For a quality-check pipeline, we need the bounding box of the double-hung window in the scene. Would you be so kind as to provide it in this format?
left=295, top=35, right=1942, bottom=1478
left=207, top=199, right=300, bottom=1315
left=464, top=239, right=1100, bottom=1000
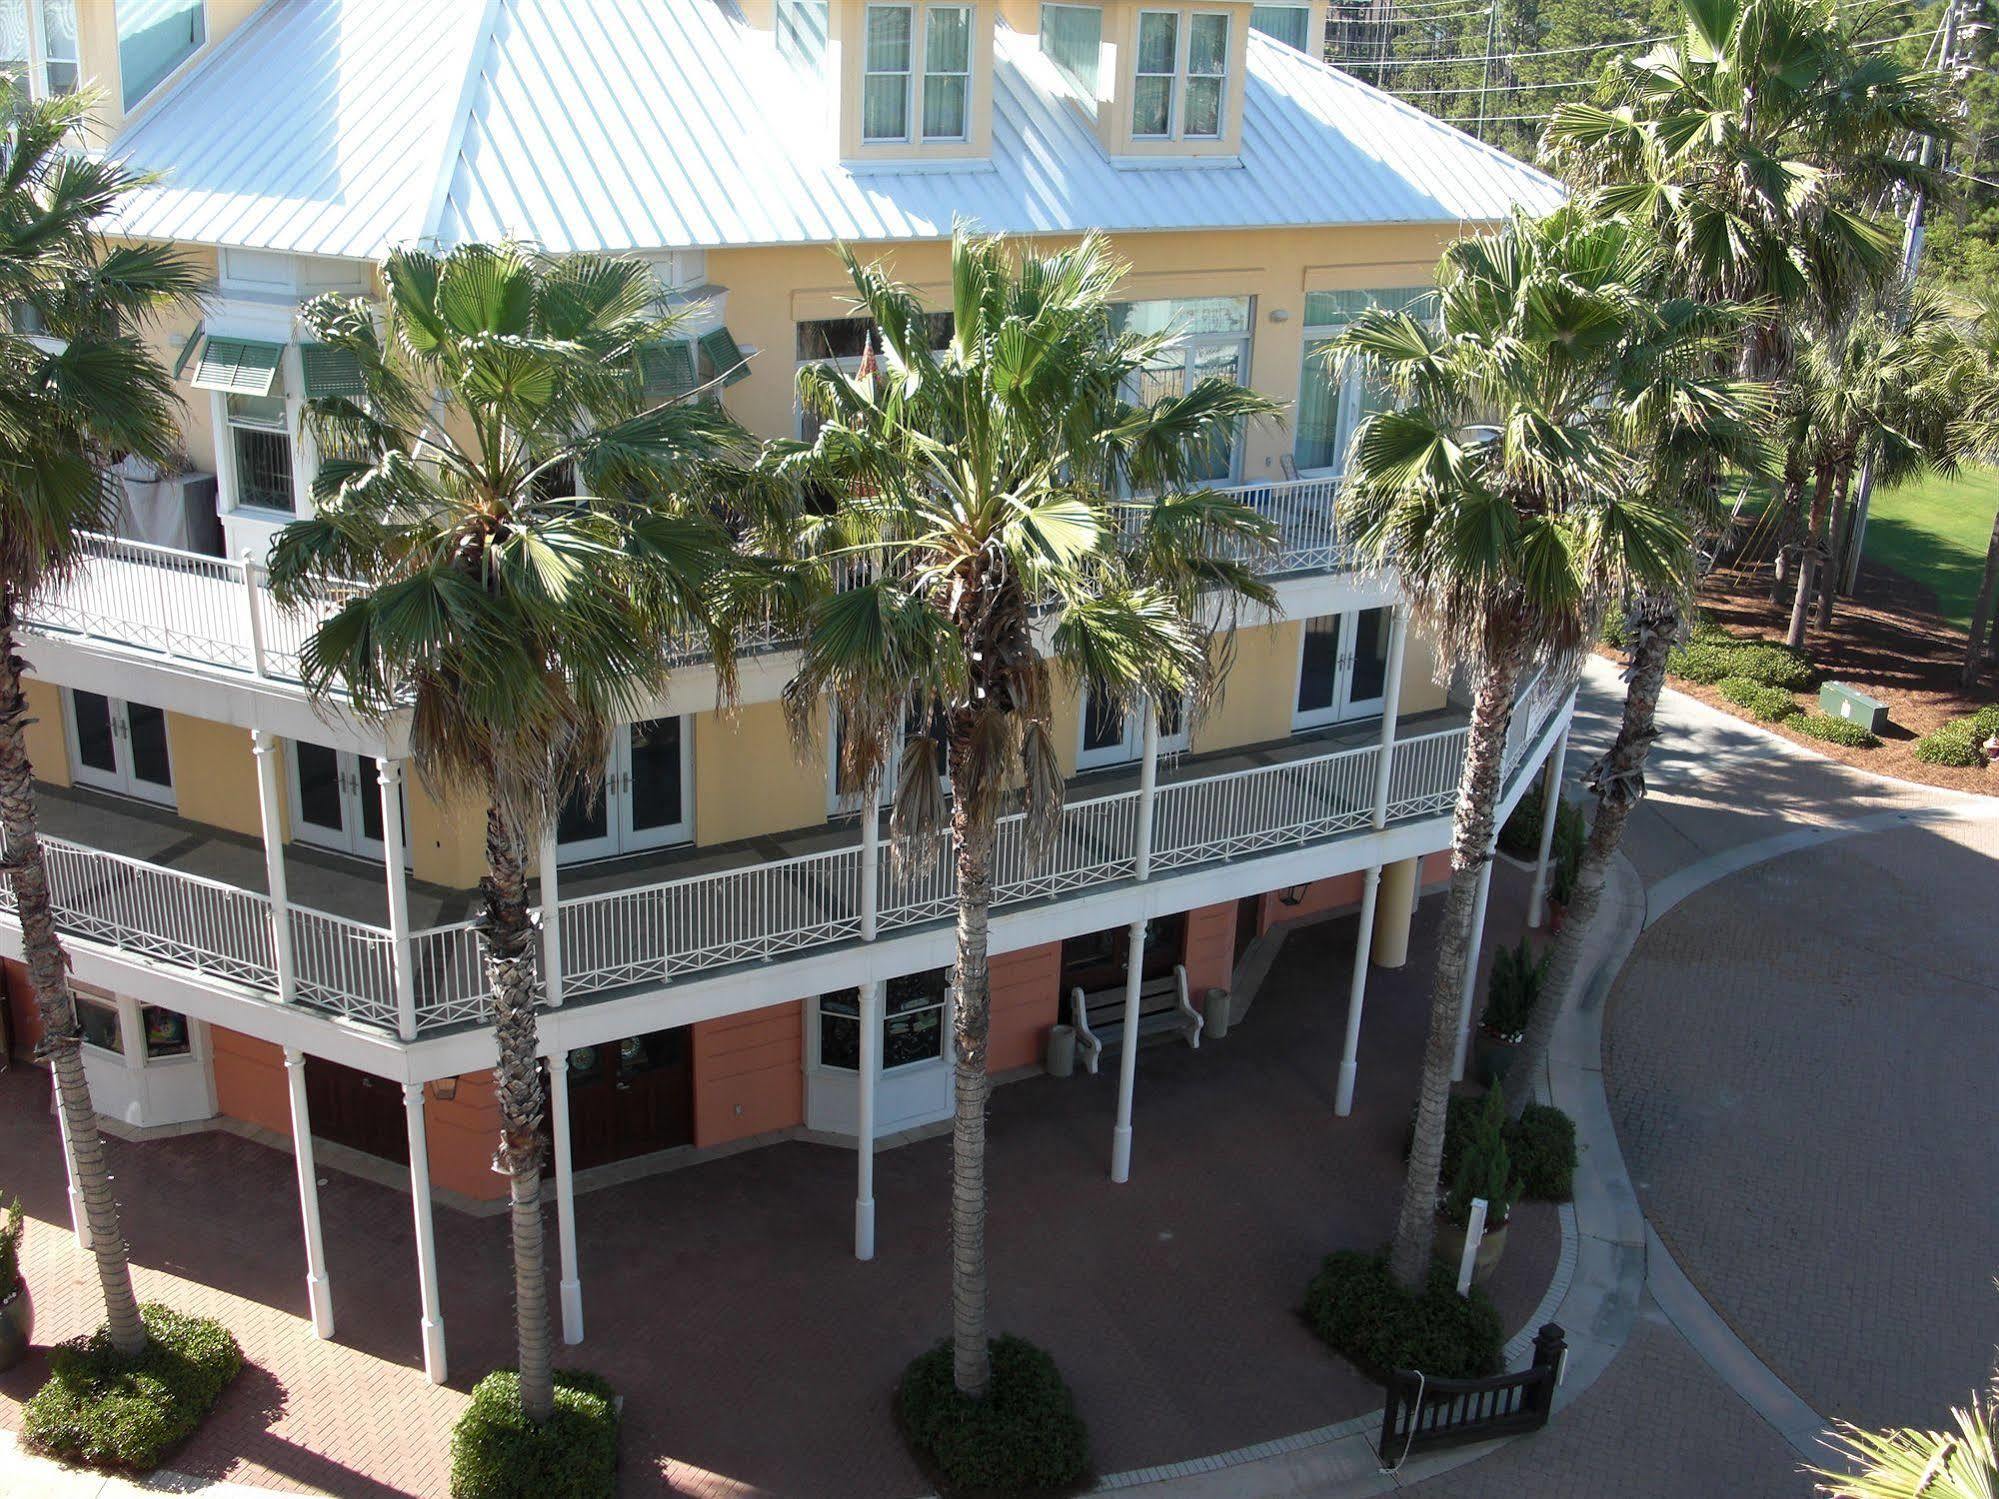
left=2, top=0, right=80, bottom=104
left=864, top=3, right=972, bottom=145
left=862, top=4, right=914, bottom=142
left=1133, top=11, right=1229, bottom=140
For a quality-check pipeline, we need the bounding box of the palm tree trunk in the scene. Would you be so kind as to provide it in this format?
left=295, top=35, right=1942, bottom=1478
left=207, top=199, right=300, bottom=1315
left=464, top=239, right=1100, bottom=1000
left=1815, top=460, right=1853, bottom=631
left=1964, top=509, right=1999, bottom=689
left=1387, top=635, right=1525, bottom=1290
left=1785, top=462, right=1836, bottom=649
left=945, top=778, right=994, bottom=1400
left=482, top=804, right=553, bottom=1424
left=1505, top=597, right=1675, bottom=1123
left=1768, top=454, right=1806, bottom=607
left=0, top=591, right=145, bottom=1356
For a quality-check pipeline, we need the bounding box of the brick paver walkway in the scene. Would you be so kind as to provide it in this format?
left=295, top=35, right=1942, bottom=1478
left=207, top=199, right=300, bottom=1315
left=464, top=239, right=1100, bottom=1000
left=0, top=873, right=1558, bottom=1497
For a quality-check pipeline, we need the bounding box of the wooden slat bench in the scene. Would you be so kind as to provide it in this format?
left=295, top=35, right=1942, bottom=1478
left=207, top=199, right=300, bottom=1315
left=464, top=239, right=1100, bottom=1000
left=1069, top=963, right=1203, bottom=1076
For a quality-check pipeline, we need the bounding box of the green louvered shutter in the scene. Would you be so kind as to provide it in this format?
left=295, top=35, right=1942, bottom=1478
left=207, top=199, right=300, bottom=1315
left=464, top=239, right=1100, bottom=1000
left=300, top=344, right=366, bottom=400
left=698, top=326, right=751, bottom=387
left=189, top=337, right=285, bottom=396
left=641, top=340, right=696, bottom=399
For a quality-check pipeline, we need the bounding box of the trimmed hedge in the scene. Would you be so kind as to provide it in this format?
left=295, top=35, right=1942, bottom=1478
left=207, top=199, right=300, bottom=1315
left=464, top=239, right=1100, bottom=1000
left=897, top=1336, right=1091, bottom=1498
left=1913, top=721, right=1985, bottom=767
left=1794, top=713, right=1880, bottom=749
left=1303, top=1251, right=1503, bottom=1382
left=1672, top=637, right=1815, bottom=691
left=449, top=1369, right=621, bottom=1499
left=1717, top=676, right=1800, bottom=722
left=1969, top=704, right=1999, bottom=740
left=22, top=1304, right=242, bottom=1471
left=0, top=1197, right=21, bottom=1296
left=1439, top=1095, right=1577, bottom=1203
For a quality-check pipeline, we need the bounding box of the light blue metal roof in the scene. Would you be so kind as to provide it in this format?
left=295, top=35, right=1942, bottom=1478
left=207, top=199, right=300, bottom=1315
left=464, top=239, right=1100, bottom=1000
left=111, top=0, right=1563, bottom=259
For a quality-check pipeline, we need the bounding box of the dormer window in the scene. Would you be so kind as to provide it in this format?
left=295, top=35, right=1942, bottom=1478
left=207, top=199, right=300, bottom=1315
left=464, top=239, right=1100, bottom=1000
left=1041, top=3, right=1102, bottom=95
left=862, top=2, right=971, bottom=144
left=118, top=0, right=205, bottom=112
left=1249, top=4, right=1311, bottom=50
left=778, top=0, right=829, bottom=67
left=1132, top=11, right=1228, bottom=140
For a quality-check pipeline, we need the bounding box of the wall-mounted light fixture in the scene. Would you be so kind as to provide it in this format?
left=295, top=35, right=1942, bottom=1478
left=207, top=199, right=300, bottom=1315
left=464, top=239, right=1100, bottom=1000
left=430, top=1075, right=459, bottom=1102
left=1278, top=885, right=1308, bottom=907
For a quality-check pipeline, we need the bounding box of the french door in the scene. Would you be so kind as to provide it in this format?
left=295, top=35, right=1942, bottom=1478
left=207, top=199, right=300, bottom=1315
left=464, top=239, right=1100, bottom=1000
left=1293, top=607, right=1394, bottom=728
left=288, top=742, right=398, bottom=861
left=1133, top=335, right=1248, bottom=483
left=556, top=717, right=691, bottom=864
left=66, top=690, right=174, bottom=804
left=826, top=698, right=949, bottom=813
left=1076, top=687, right=1192, bottom=771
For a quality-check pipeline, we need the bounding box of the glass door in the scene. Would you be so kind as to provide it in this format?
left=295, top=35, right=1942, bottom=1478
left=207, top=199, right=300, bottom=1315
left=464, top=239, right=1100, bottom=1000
left=557, top=717, right=692, bottom=865
left=1076, top=683, right=1192, bottom=770
left=1341, top=606, right=1393, bottom=718
left=66, top=690, right=174, bottom=805
left=288, top=742, right=389, bottom=860
left=1294, top=607, right=1395, bottom=728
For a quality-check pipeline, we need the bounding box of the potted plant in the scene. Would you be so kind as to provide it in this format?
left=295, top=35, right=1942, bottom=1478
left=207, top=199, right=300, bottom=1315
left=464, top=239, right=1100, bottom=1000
left=1433, top=1090, right=1517, bottom=1287
left=0, top=1197, right=29, bottom=1371
left=1475, top=938, right=1547, bottom=1086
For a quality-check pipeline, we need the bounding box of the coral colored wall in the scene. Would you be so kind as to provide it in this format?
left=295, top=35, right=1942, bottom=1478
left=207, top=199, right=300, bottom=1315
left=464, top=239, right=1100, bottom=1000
left=3, top=958, right=39, bottom=1058
left=1256, top=869, right=1367, bottom=933
left=692, top=1002, right=804, bottom=1147
left=1180, top=902, right=1237, bottom=1005
left=988, top=942, right=1063, bottom=1071
left=1422, top=850, right=1452, bottom=886
left=209, top=1025, right=291, bottom=1137
left=425, top=1072, right=506, bottom=1202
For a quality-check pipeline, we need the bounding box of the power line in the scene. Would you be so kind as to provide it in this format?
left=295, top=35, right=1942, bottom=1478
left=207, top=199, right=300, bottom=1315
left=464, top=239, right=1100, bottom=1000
left=1332, top=33, right=1667, bottom=65
left=1391, top=74, right=1604, bottom=96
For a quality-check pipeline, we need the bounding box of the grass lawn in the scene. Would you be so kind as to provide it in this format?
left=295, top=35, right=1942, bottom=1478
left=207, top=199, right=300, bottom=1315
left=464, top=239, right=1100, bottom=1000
left=1860, top=465, right=1998, bottom=633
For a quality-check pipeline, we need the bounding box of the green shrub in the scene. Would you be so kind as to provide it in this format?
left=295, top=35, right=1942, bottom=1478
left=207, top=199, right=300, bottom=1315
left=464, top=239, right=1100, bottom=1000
left=897, top=1335, right=1091, bottom=1498
left=1794, top=713, right=1881, bottom=749
left=1510, top=1104, right=1578, bottom=1203
left=1968, top=704, right=1999, bottom=740
left=1497, top=781, right=1547, bottom=859
left=1717, top=675, right=1800, bottom=722
left=1913, top=721, right=1985, bottom=767
left=1599, top=611, right=1628, bottom=650
left=0, top=1198, right=21, bottom=1295
left=1444, top=1089, right=1517, bottom=1229
left=1666, top=639, right=1738, bottom=684
left=1438, top=1096, right=1577, bottom=1204
left=1303, top=1251, right=1503, bottom=1382
left=449, top=1369, right=620, bottom=1499
left=1548, top=797, right=1587, bottom=907
left=1479, top=939, right=1546, bottom=1042
left=1670, top=637, right=1815, bottom=691
left=22, top=1304, right=242, bottom=1471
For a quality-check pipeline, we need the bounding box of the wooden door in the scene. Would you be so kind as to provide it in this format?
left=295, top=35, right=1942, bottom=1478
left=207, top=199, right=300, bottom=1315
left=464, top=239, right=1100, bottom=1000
left=561, top=1027, right=694, bottom=1171
left=303, top=1056, right=409, bottom=1164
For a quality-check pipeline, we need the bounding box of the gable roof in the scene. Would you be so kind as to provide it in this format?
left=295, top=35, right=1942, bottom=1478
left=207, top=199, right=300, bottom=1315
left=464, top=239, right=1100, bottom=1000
left=111, top=0, right=1563, bottom=260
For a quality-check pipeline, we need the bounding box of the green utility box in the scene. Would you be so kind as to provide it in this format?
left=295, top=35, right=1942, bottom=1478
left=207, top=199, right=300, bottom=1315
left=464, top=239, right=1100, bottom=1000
left=1818, top=681, right=1888, bottom=734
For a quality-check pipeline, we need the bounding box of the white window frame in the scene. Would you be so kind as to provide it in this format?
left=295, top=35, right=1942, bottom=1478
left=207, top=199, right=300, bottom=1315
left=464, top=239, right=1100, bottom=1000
left=1131, top=9, right=1178, bottom=138
left=826, top=699, right=950, bottom=816
left=1294, top=288, right=1435, bottom=479
left=861, top=2, right=915, bottom=144
left=919, top=3, right=973, bottom=142
left=554, top=717, right=695, bottom=866
left=1293, top=607, right=1393, bottom=729
left=7, top=0, right=78, bottom=104
left=1183, top=11, right=1229, bottom=139
left=809, top=969, right=954, bottom=1077
left=115, top=0, right=207, bottom=114
left=286, top=741, right=417, bottom=867
left=1076, top=684, right=1191, bottom=771
left=63, top=688, right=175, bottom=805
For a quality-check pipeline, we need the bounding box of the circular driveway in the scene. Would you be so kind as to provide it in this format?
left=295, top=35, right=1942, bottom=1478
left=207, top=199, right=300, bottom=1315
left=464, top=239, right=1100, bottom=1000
left=1606, top=816, right=1999, bottom=1430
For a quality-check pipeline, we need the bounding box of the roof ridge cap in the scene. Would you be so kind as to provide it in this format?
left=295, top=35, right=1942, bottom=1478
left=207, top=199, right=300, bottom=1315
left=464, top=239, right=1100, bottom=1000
left=415, top=0, right=508, bottom=251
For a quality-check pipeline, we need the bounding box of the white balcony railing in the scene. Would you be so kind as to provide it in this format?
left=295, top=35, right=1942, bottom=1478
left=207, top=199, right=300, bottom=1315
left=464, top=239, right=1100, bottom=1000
left=0, top=674, right=1571, bottom=1041
left=19, top=478, right=1357, bottom=691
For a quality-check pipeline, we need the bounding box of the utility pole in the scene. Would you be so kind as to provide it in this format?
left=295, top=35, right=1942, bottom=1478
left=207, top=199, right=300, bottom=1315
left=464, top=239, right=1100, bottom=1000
left=1842, top=0, right=1969, bottom=593
left=1475, top=0, right=1500, bottom=141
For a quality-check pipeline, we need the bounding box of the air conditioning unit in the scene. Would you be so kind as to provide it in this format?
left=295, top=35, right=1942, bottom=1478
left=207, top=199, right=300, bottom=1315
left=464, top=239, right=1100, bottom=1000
left=112, top=457, right=222, bottom=557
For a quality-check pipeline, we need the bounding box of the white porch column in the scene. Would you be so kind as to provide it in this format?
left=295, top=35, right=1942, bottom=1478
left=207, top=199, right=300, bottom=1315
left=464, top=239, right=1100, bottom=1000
left=283, top=1047, right=335, bottom=1337
left=546, top=1058, right=583, bottom=1344
left=854, top=797, right=882, bottom=1260
left=1337, top=609, right=1408, bottom=1117
left=51, top=1074, right=89, bottom=1248
left=539, top=828, right=563, bottom=1008
left=1449, top=839, right=1499, bottom=1082
left=401, top=1082, right=448, bottom=1384
left=377, top=758, right=418, bottom=1041
left=250, top=730, right=297, bottom=1003
left=1134, top=695, right=1159, bottom=883
left=1109, top=918, right=1146, bottom=1184
left=1334, top=865, right=1383, bottom=1116
left=854, top=980, right=883, bottom=1259
left=1526, top=726, right=1569, bottom=929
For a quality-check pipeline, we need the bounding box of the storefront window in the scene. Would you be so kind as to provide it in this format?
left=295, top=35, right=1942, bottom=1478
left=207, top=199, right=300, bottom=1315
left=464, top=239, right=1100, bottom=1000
left=140, top=1005, right=190, bottom=1060
left=819, top=967, right=950, bottom=1071
left=74, top=994, right=121, bottom=1053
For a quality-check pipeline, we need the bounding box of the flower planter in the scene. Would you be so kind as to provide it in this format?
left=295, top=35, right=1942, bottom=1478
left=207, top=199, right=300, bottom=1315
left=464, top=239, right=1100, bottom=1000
left=0, top=1281, right=32, bottom=1372
left=1474, top=1032, right=1520, bottom=1089
left=1432, top=1216, right=1509, bottom=1287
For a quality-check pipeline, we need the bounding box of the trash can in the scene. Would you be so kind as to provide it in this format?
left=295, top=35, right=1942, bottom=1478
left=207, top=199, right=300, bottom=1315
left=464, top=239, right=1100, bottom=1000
left=1045, top=1024, right=1077, bottom=1078
left=1204, top=988, right=1232, bottom=1041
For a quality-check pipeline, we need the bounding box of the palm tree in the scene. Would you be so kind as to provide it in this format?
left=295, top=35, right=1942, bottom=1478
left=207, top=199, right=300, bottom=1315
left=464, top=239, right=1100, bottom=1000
left=1333, top=206, right=1688, bottom=1287
left=0, top=85, right=202, bottom=1358
left=267, top=243, right=746, bottom=1421
left=1812, top=1385, right=1999, bottom=1497
left=760, top=229, right=1280, bottom=1397
left=1542, top=0, right=1950, bottom=648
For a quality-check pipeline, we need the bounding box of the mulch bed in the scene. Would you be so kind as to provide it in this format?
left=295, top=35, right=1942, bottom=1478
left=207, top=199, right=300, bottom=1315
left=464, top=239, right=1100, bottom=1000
left=1651, top=559, right=1996, bottom=796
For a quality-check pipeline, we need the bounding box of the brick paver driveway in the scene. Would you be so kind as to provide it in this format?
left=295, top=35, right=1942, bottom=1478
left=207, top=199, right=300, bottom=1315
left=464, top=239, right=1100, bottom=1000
left=0, top=876, right=1557, bottom=1497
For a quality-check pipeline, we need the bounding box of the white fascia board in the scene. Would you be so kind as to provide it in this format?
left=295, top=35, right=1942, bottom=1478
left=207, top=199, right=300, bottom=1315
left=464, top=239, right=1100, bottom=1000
left=20, top=636, right=400, bottom=755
